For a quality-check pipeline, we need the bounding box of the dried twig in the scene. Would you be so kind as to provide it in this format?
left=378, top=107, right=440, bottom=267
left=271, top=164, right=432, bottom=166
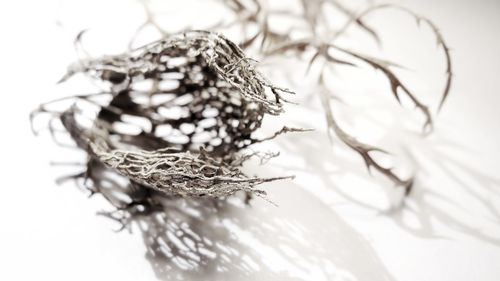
left=35, top=0, right=454, bottom=213
left=318, top=73, right=413, bottom=193
left=207, top=0, right=452, bottom=194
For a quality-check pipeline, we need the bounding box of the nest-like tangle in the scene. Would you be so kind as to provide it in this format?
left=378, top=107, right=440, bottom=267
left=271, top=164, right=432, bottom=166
left=34, top=30, right=300, bottom=200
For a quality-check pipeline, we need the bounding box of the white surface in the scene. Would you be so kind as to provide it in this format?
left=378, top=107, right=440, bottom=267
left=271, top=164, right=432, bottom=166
left=1, top=0, right=500, bottom=280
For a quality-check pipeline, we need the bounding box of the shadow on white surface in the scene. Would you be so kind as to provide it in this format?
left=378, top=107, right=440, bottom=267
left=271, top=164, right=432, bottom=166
left=273, top=122, right=500, bottom=249
left=58, top=160, right=396, bottom=281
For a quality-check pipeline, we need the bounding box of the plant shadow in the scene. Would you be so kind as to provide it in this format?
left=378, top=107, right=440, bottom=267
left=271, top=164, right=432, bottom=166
left=67, top=160, right=396, bottom=281
left=272, top=123, right=500, bottom=248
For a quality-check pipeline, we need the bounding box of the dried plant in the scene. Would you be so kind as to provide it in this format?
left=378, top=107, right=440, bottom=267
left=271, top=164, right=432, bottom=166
left=202, top=0, right=453, bottom=194
left=32, top=30, right=303, bottom=202
left=33, top=0, right=453, bottom=219
left=29, top=0, right=454, bottom=275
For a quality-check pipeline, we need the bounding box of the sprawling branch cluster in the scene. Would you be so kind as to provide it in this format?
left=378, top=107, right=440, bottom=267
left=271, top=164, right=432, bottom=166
left=203, top=0, right=453, bottom=194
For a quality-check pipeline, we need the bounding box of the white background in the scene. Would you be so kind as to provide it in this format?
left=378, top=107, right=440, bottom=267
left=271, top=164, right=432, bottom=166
left=1, top=0, right=500, bottom=280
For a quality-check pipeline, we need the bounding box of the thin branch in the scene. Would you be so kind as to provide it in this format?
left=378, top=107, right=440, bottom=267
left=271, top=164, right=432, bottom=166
left=330, top=45, right=433, bottom=134
left=318, top=73, right=413, bottom=194
left=332, top=4, right=452, bottom=113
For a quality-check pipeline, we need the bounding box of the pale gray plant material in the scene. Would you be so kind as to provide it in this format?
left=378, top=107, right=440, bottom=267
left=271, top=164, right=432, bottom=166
left=33, top=30, right=301, bottom=199
left=34, top=1, right=453, bottom=206
left=29, top=1, right=454, bottom=269
left=205, top=0, right=453, bottom=194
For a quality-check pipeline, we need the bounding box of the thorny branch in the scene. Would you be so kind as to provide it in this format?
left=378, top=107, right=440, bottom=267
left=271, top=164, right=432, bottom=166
left=28, top=1, right=457, bottom=273
left=318, top=73, right=413, bottom=194
left=332, top=4, right=452, bottom=112
left=206, top=0, right=452, bottom=194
